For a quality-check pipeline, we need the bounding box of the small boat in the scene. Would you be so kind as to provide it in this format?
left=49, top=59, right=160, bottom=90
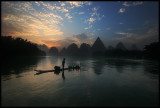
left=34, top=65, right=80, bottom=75
left=35, top=68, right=69, bottom=73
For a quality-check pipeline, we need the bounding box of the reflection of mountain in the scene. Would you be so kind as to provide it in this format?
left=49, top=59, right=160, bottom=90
left=92, top=57, right=105, bottom=75
left=105, top=58, right=140, bottom=73
left=143, top=60, right=159, bottom=76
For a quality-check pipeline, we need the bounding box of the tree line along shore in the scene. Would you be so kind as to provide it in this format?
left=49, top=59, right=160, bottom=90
left=1, top=36, right=159, bottom=59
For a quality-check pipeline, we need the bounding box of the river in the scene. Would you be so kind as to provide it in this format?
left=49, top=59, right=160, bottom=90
left=1, top=56, right=159, bottom=106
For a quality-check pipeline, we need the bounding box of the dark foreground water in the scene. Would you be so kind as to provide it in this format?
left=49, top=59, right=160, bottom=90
left=1, top=56, right=159, bottom=107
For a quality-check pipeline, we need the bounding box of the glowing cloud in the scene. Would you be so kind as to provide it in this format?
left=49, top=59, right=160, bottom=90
left=65, top=13, right=72, bottom=19
left=79, top=12, right=85, bottom=15
left=84, top=27, right=89, bottom=30
left=118, top=8, right=126, bottom=13
left=123, top=1, right=143, bottom=7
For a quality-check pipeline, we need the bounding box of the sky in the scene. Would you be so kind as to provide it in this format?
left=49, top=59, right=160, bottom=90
left=1, top=1, right=159, bottom=50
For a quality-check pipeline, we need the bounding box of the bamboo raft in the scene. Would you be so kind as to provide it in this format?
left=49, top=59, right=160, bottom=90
left=34, top=67, right=80, bottom=75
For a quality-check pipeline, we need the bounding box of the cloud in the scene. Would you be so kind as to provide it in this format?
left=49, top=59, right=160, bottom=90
left=84, top=27, right=89, bottom=30
left=120, top=22, right=123, bottom=24
left=60, top=2, right=65, bottom=6
left=127, top=28, right=135, bottom=31
left=1, top=2, right=63, bottom=38
left=85, top=1, right=92, bottom=6
left=133, top=2, right=143, bottom=6
left=61, top=8, right=69, bottom=12
left=115, top=32, right=133, bottom=39
left=72, top=33, right=94, bottom=45
left=79, top=12, right=85, bottom=15
left=92, top=7, right=99, bottom=11
left=91, top=7, right=103, bottom=20
left=84, top=6, right=104, bottom=30
left=40, top=1, right=55, bottom=10
left=67, top=1, right=92, bottom=7
left=67, top=1, right=84, bottom=7
left=35, top=1, right=40, bottom=6
left=106, top=27, right=111, bottom=30
left=2, top=1, right=100, bottom=48
left=64, top=1, right=92, bottom=9
left=41, top=32, right=95, bottom=49
left=65, top=13, right=72, bottom=19
left=88, top=18, right=96, bottom=23
left=114, top=27, right=158, bottom=49
left=123, top=2, right=130, bottom=7
left=41, top=38, right=76, bottom=49
left=40, top=1, right=69, bottom=13
left=118, top=8, right=125, bottom=13
left=123, top=1, right=143, bottom=7
left=73, top=33, right=88, bottom=41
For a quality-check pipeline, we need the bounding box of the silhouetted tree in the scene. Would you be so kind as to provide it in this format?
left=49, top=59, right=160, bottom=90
left=143, top=42, right=159, bottom=59
left=1, top=36, right=46, bottom=56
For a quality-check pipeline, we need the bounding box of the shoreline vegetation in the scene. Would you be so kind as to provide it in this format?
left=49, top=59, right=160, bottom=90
left=1, top=36, right=159, bottom=59
left=1, top=36, right=46, bottom=56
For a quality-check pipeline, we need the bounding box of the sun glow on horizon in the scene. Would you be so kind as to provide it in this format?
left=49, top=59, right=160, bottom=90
left=2, top=1, right=158, bottom=50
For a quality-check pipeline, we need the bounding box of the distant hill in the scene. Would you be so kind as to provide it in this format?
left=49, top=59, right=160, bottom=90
left=116, top=42, right=128, bottom=51
left=59, top=47, right=67, bottom=56
left=49, top=47, right=58, bottom=56
left=130, top=44, right=139, bottom=51
left=92, top=37, right=106, bottom=52
left=37, top=44, right=49, bottom=55
left=107, top=45, right=114, bottom=50
left=79, top=43, right=91, bottom=56
left=67, top=43, right=79, bottom=56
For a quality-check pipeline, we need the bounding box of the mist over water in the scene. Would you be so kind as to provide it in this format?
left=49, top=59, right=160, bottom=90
left=1, top=56, right=159, bottom=107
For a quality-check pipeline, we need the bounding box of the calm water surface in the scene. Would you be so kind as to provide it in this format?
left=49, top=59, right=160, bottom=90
left=1, top=56, right=159, bottom=106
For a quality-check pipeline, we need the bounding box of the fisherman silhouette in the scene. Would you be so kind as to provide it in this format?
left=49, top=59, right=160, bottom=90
left=62, top=58, right=65, bottom=70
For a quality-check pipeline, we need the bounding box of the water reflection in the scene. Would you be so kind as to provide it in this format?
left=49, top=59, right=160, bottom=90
left=1, top=56, right=159, bottom=107
left=62, top=71, right=65, bottom=80
left=91, top=57, right=141, bottom=75
left=1, top=56, right=43, bottom=81
left=104, top=58, right=141, bottom=73
left=143, top=60, right=159, bottom=74
left=143, top=60, right=159, bottom=79
left=2, top=56, right=158, bottom=80
left=92, top=57, right=105, bottom=75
